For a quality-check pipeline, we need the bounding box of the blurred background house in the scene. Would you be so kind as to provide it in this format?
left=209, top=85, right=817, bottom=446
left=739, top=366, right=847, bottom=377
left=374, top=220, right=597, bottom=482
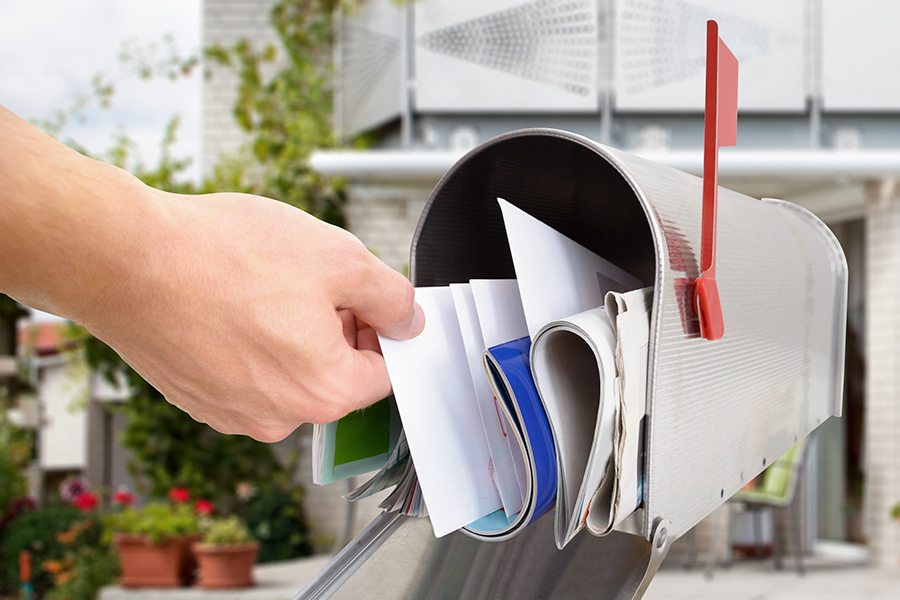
left=200, top=0, right=896, bottom=569
left=11, top=323, right=132, bottom=506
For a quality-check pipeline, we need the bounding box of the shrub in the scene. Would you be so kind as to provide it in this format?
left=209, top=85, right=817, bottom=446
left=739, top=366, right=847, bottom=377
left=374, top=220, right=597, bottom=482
left=240, top=484, right=311, bottom=563
left=1, top=400, right=32, bottom=521
left=0, top=496, right=35, bottom=535
left=45, top=547, right=119, bottom=600
left=104, top=502, right=200, bottom=544
left=201, top=516, right=253, bottom=546
left=0, top=506, right=97, bottom=596
left=0, top=448, right=27, bottom=518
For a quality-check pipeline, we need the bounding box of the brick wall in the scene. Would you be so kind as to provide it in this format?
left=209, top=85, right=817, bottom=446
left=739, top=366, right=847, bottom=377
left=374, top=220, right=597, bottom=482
left=343, top=184, right=431, bottom=272
left=863, top=189, right=900, bottom=567
left=202, top=0, right=282, bottom=174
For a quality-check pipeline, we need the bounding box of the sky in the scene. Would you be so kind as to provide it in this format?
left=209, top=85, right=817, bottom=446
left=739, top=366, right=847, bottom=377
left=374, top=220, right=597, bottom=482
left=0, top=0, right=202, bottom=180
left=1, top=1, right=202, bottom=321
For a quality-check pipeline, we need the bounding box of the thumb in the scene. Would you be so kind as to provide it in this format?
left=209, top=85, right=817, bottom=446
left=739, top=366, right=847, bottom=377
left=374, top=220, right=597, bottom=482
left=336, top=250, right=424, bottom=340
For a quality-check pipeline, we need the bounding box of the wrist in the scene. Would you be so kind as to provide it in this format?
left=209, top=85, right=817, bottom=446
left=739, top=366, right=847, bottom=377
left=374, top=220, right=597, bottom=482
left=60, top=162, right=172, bottom=332
left=0, top=108, right=173, bottom=336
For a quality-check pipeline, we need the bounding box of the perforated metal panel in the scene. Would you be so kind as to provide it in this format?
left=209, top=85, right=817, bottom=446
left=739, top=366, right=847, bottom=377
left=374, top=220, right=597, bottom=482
left=822, top=1, right=900, bottom=110
left=614, top=0, right=806, bottom=111
left=414, top=0, right=600, bottom=112
left=335, top=0, right=402, bottom=137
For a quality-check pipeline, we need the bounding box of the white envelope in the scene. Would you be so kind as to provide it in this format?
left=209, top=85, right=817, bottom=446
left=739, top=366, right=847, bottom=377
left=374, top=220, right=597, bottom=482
left=497, top=198, right=642, bottom=338
left=378, top=287, right=501, bottom=537
left=469, top=278, right=530, bottom=504
left=469, top=279, right=529, bottom=346
left=450, top=283, right=524, bottom=517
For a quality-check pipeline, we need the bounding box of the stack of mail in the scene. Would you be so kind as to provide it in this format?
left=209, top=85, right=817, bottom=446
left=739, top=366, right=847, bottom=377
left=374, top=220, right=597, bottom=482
left=313, top=199, right=653, bottom=548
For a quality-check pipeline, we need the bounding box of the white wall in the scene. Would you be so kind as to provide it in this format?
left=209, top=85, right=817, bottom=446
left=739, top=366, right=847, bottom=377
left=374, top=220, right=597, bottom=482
left=37, top=358, right=89, bottom=471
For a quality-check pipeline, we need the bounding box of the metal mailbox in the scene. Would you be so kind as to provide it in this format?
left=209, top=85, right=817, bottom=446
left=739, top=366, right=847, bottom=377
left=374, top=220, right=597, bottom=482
left=298, top=128, right=848, bottom=599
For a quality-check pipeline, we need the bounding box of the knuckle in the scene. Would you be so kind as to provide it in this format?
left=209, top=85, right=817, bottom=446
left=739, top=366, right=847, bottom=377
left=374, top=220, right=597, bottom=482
left=251, top=430, right=279, bottom=443
left=335, top=242, right=372, bottom=287
left=335, top=229, right=368, bottom=260
left=306, top=373, right=354, bottom=423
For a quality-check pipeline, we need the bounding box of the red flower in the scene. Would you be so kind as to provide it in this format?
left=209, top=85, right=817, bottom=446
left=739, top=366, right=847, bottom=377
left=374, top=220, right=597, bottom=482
left=112, top=490, right=134, bottom=506
left=194, top=499, right=214, bottom=516
left=168, top=487, right=190, bottom=504
left=73, top=492, right=98, bottom=513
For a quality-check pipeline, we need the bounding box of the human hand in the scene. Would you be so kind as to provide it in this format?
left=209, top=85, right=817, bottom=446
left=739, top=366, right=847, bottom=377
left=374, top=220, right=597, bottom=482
left=81, top=190, right=423, bottom=442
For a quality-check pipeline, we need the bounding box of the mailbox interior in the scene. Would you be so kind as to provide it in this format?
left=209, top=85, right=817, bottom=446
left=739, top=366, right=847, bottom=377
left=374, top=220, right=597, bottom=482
left=410, top=131, right=659, bottom=534
left=411, top=133, right=657, bottom=288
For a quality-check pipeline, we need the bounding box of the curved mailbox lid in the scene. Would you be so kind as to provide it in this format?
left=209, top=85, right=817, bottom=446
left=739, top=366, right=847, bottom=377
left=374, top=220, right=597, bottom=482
left=411, top=128, right=848, bottom=541
left=596, top=143, right=847, bottom=539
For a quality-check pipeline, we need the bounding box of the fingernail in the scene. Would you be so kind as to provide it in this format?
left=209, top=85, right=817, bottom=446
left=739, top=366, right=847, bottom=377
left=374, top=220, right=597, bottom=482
left=411, top=302, right=425, bottom=336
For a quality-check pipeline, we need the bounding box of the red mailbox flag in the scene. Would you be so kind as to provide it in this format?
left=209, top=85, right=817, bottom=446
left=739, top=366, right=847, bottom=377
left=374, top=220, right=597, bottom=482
left=696, top=20, right=738, bottom=341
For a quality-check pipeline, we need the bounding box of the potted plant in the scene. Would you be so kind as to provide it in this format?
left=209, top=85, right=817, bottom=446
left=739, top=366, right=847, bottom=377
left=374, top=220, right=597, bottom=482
left=105, top=501, right=200, bottom=587
left=193, top=516, right=258, bottom=589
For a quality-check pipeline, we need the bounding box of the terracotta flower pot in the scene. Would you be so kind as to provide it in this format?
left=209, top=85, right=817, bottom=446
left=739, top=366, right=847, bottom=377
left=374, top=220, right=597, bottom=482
left=193, top=541, right=259, bottom=589
left=114, top=533, right=196, bottom=588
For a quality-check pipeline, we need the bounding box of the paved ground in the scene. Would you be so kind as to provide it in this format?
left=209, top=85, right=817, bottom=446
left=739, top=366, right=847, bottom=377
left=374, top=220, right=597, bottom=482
left=646, top=564, right=898, bottom=600
left=647, top=542, right=897, bottom=600
left=99, top=556, right=332, bottom=600
left=101, top=550, right=897, bottom=599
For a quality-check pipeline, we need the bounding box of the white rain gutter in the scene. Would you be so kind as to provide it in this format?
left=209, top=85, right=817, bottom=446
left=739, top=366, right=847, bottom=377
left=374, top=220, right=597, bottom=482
left=310, top=148, right=900, bottom=181
left=311, top=150, right=463, bottom=181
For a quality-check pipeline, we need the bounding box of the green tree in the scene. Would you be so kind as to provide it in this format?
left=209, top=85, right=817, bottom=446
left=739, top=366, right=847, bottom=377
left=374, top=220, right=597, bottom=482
left=204, top=0, right=347, bottom=223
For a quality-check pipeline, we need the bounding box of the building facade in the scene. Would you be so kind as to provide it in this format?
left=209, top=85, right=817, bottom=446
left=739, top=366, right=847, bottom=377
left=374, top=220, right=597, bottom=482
left=203, top=0, right=899, bottom=565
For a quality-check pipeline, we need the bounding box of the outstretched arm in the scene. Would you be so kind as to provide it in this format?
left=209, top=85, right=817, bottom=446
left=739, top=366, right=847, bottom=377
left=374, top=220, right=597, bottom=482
left=0, top=106, right=423, bottom=442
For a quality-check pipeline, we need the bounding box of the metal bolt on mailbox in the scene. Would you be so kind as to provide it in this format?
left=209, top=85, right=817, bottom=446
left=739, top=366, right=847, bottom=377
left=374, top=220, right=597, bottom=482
left=299, top=20, right=848, bottom=600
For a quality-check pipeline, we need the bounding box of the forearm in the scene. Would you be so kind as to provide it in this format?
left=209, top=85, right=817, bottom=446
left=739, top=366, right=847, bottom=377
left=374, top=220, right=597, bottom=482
left=0, top=106, right=165, bottom=325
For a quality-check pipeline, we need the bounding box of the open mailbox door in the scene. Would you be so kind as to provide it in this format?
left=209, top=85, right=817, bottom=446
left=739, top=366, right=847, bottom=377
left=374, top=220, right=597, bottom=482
left=297, top=128, right=847, bottom=599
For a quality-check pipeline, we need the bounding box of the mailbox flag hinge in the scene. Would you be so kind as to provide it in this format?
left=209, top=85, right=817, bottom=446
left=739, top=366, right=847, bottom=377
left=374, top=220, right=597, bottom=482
left=696, top=20, right=738, bottom=341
